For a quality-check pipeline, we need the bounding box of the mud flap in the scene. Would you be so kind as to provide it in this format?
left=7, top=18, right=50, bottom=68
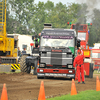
left=27, top=66, right=31, bottom=73
left=89, top=63, right=94, bottom=78
left=33, top=59, right=37, bottom=75
left=75, top=68, right=78, bottom=81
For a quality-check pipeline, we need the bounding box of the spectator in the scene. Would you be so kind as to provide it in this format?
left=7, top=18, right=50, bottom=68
left=22, top=48, right=26, bottom=54
left=18, top=47, right=21, bottom=57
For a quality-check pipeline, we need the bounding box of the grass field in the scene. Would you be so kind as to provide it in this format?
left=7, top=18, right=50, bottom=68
left=47, top=90, right=100, bottom=100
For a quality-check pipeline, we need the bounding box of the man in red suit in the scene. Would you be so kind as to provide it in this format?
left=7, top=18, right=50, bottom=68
left=73, top=48, right=85, bottom=84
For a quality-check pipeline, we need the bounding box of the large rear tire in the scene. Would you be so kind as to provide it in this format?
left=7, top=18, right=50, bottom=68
left=20, top=55, right=31, bottom=73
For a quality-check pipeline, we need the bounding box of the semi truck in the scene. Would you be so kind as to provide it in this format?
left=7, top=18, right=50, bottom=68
left=37, top=24, right=79, bottom=79
left=70, top=23, right=94, bottom=78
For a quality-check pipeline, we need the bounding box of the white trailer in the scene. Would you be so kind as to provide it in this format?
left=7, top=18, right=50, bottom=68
left=7, top=34, right=34, bottom=55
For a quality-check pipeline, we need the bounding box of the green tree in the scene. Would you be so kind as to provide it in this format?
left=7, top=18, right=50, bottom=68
left=6, top=0, right=92, bottom=39
left=88, top=9, right=100, bottom=46
left=6, top=10, right=15, bottom=34
left=31, top=1, right=46, bottom=35
left=45, top=2, right=76, bottom=28
left=8, top=0, right=36, bottom=35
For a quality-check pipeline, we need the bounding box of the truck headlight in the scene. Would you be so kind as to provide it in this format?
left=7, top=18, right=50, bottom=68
left=39, top=69, right=43, bottom=72
left=32, top=54, right=39, bottom=56
left=40, top=64, right=45, bottom=67
left=68, top=65, right=73, bottom=68
left=69, top=70, right=73, bottom=73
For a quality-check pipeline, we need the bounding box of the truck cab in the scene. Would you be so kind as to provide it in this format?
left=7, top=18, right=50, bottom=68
left=37, top=24, right=78, bottom=79
left=71, top=24, right=89, bottom=49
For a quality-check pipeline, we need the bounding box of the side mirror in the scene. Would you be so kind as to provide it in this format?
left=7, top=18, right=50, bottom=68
left=35, top=38, right=38, bottom=47
left=32, top=35, right=34, bottom=40
left=77, top=39, right=81, bottom=48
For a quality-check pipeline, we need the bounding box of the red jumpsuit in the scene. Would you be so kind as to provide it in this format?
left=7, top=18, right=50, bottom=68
left=73, top=50, right=84, bottom=82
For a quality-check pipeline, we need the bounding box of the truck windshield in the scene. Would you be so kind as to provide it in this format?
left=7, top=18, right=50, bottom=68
left=78, top=32, right=86, bottom=40
left=40, top=36, right=74, bottom=47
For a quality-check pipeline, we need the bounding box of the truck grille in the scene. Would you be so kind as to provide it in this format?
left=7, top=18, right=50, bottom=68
left=41, top=52, right=72, bottom=65
left=51, top=52, right=62, bottom=58
left=51, top=53, right=62, bottom=65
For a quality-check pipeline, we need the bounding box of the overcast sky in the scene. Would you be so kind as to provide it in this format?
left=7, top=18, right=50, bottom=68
left=34, top=0, right=78, bottom=5
left=34, top=0, right=100, bottom=10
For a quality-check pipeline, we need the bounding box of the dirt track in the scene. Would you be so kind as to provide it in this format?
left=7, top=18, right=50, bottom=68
left=0, top=72, right=99, bottom=100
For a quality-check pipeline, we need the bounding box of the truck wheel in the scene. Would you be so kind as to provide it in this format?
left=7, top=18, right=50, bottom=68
left=33, top=60, right=37, bottom=75
left=20, top=55, right=31, bottom=73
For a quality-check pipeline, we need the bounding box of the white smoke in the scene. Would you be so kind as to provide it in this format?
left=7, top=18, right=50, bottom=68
left=76, top=0, right=100, bottom=23
left=76, top=0, right=100, bottom=10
